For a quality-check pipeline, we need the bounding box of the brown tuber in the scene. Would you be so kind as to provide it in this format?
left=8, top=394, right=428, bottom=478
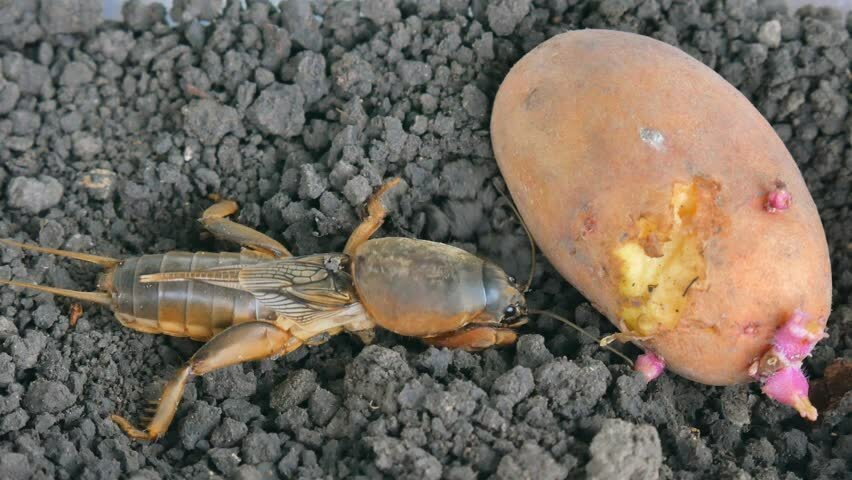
left=491, top=30, right=832, bottom=419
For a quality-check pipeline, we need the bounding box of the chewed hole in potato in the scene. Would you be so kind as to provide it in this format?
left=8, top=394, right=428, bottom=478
left=614, top=177, right=724, bottom=337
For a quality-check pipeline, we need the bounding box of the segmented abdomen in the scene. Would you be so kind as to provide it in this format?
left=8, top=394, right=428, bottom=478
left=111, top=252, right=276, bottom=341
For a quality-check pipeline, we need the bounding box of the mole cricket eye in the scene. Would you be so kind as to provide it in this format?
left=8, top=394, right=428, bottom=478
left=503, top=305, right=517, bottom=318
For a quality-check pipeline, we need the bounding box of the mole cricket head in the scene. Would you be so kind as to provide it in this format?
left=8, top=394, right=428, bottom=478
left=480, top=261, right=528, bottom=330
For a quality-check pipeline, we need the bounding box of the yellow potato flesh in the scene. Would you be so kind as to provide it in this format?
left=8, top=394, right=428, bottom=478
left=615, top=182, right=705, bottom=337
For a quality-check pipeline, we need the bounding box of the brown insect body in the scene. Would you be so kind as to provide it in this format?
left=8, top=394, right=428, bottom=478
left=0, top=179, right=527, bottom=441
left=103, top=251, right=276, bottom=340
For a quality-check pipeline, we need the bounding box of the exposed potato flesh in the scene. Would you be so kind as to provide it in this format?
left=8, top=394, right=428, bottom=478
left=615, top=179, right=719, bottom=337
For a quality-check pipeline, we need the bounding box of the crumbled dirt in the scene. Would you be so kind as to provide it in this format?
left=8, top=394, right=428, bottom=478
left=0, top=1, right=850, bottom=479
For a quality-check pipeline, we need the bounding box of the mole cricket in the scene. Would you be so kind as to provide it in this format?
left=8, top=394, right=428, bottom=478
left=1, top=178, right=629, bottom=440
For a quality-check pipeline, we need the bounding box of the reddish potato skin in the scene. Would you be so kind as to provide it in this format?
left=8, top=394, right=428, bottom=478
left=491, top=30, right=832, bottom=386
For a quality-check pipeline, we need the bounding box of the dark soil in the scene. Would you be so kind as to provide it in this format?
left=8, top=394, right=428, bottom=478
left=0, top=1, right=850, bottom=479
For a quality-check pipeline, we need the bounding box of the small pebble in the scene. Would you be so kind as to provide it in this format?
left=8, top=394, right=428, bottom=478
left=0, top=452, right=31, bottom=480
left=241, top=432, right=282, bottom=464
left=6, top=176, right=64, bottom=214
left=270, top=369, right=318, bottom=412
left=397, top=60, right=433, bottom=87
left=461, top=84, right=489, bottom=119
left=59, top=61, right=95, bottom=87
left=23, top=379, right=76, bottom=414
left=0, top=81, right=20, bottom=114
left=171, top=0, right=223, bottom=22
left=496, top=442, right=570, bottom=480
left=32, top=304, right=59, bottom=330
left=586, top=419, right=662, bottom=479
left=308, top=387, right=340, bottom=426
left=40, top=0, right=102, bottom=34
left=0, top=316, right=18, bottom=338
left=757, top=20, right=782, bottom=48
left=247, top=83, right=306, bottom=138
left=179, top=401, right=222, bottom=450
left=183, top=98, right=244, bottom=146
left=72, top=132, right=104, bottom=160
left=487, top=0, right=532, bottom=36
left=0, top=354, right=15, bottom=387
left=343, top=175, right=372, bottom=207
left=298, top=164, right=327, bottom=200
left=210, top=418, right=248, bottom=448
left=360, top=0, right=401, bottom=25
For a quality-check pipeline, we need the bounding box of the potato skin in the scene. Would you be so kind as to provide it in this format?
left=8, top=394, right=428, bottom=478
left=491, top=29, right=832, bottom=385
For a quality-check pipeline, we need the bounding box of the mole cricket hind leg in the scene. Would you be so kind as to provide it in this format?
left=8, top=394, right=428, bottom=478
left=110, top=321, right=302, bottom=441
left=343, top=178, right=402, bottom=256
left=423, top=326, right=519, bottom=351
left=200, top=199, right=292, bottom=258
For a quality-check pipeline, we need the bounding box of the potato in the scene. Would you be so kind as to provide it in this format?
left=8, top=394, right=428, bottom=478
left=491, top=30, right=832, bottom=418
